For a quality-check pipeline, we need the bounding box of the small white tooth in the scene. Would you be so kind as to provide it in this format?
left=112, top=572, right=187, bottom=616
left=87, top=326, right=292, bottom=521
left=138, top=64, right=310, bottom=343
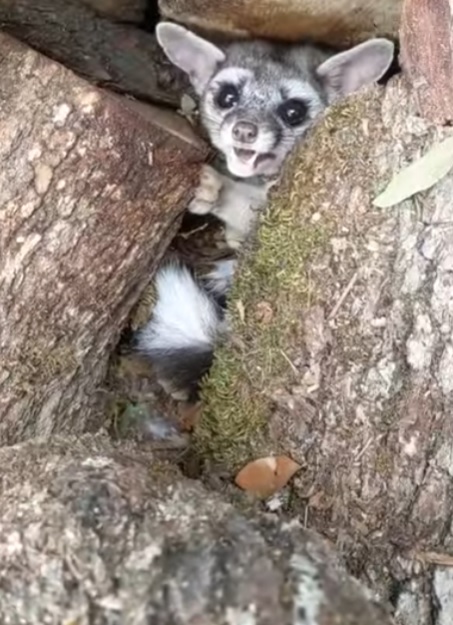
left=234, top=148, right=256, bottom=162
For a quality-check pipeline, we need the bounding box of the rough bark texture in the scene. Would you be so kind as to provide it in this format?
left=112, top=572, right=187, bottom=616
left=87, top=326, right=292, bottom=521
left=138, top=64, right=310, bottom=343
left=0, top=432, right=394, bottom=624
left=0, top=33, right=209, bottom=446
left=400, top=0, right=453, bottom=124
left=0, top=0, right=191, bottom=108
left=81, top=0, right=146, bottom=23
left=159, top=0, right=403, bottom=47
left=197, top=74, right=453, bottom=624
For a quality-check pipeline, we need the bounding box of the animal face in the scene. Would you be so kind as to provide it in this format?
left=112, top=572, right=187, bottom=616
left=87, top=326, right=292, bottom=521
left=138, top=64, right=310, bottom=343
left=157, top=23, right=394, bottom=178
left=198, top=42, right=328, bottom=177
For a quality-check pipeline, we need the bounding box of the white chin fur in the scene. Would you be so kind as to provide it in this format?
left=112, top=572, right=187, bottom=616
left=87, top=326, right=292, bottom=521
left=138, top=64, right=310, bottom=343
left=226, top=156, right=256, bottom=178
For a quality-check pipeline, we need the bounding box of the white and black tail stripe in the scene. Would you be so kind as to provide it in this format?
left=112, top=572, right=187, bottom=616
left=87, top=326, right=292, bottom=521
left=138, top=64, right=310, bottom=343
left=202, top=259, right=237, bottom=308
left=135, top=262, right=229, bottom=400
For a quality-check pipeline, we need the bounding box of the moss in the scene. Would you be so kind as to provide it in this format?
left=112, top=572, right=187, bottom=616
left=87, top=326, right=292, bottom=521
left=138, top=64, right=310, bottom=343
left=9, top=340, right=79, bottom=394
left=194, top=92, right=383, bottom=472
left=129, top=281, right=157, bottom=331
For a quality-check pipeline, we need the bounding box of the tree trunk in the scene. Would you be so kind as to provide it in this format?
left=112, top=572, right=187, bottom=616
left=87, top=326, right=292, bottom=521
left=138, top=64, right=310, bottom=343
left=81, top=0, right=147, bottom=23
left=0, top=33, right=209, bottom=446
left=159, top=0, right=403, bottom=47
left=0, top=0, right=191, bottom=108
left=0, top=432, right=394, bottom=624
left=195, top=1, right=453, bottom=622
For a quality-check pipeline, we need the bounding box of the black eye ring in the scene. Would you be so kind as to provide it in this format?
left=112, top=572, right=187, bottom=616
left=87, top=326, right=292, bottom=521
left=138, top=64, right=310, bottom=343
left=215, top=84, right=240, bottom=110
left=277, top=99, right=309, bottom=127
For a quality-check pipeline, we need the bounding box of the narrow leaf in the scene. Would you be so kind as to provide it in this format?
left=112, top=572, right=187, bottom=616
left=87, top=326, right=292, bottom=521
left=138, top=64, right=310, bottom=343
left=373, top=136, right=453, bottom=208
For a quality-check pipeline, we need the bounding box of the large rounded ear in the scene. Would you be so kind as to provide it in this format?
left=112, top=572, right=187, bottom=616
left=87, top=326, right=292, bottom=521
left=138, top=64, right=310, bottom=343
left=156, top=22, right=225, bottom=94
left=316, top=39, right=395, bottom=101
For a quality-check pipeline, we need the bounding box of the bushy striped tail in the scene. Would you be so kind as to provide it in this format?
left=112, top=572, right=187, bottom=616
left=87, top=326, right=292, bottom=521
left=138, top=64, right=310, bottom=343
left=136, top=261, right=234, bottom=400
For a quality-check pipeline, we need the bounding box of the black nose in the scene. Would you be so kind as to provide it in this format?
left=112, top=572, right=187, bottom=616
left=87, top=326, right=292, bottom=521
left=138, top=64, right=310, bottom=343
left=232, top=121, right=258, bottom=143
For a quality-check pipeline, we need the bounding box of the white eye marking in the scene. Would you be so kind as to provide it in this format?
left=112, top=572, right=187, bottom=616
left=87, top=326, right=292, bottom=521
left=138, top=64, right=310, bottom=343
left=209, top=67, right=253, bottom=90
left=281, top=79, right=324, bottom=118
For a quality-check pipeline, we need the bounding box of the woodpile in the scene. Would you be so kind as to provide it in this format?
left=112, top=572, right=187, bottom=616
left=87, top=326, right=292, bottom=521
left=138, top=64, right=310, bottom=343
left=0, top=1, right=452, bottom=624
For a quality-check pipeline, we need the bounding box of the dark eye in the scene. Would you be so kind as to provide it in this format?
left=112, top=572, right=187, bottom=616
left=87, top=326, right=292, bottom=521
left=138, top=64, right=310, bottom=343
left=278, top=99, right=308, bottom=127
left=215, top=84, right=240, bottom=109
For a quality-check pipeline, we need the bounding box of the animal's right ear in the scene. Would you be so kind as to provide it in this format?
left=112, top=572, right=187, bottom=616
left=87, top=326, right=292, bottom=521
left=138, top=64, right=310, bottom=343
left=316, top=38, right=395, bottom=102
left=156, top=22, right=225, bottom=94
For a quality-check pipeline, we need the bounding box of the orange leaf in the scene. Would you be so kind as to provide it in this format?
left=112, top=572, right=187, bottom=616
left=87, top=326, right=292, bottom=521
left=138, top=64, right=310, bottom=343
left=235, top=455, right=301, bottom=499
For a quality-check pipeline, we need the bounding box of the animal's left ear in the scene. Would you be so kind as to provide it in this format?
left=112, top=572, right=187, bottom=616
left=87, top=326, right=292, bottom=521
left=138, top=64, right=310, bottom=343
left=316, top=39, right=395, bottom=101
left=156, top=22, right=225, bottom=94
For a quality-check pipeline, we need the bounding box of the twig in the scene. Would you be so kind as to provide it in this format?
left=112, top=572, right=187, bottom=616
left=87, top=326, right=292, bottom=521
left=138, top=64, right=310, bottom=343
left=354, top=435, right=381, bottom=462
left=411, top=550, right=453, bottom=567
left=279, top=349, right=299, bottom=376
left=328, top=271, right=359, bottom=321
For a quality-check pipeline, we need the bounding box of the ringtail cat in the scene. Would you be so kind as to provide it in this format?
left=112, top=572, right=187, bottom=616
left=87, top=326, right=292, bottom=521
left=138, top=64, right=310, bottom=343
left=136, top=23, right=395, bottom=400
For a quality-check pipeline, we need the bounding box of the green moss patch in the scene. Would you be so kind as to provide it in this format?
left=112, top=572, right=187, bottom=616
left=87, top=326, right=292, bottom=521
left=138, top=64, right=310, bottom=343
left=194, top=93, right=383, bottom=472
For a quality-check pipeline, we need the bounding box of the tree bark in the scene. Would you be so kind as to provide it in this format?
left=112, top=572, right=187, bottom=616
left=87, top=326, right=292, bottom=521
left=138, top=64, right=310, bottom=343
left=159, top=0, right=403, bottom=47
left=0, top=33, right=209, bottom=446
left=0, top=432, right=393, bottom=624
left=81, top=0, right=147, bottom=23
left=0, top=0, right=191, bottom=108
left=196, top=12, right=453, bottom=625
left=400, top=0, right=453, bottom=124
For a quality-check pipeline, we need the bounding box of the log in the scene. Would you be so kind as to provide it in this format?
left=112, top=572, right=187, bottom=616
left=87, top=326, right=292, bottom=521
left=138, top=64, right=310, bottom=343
left=196, top=72, right=453, bottom=625
left=0, top=33, right=209, bottom=446
left=159, top=0, right=403, bottom=47
left=0, top=0, right=191, bottom=108
left=81, top=0, right=146, bottom=23
left=400, top=0, right=453, bottom=124
left=0, top=432, right=394, bottom=624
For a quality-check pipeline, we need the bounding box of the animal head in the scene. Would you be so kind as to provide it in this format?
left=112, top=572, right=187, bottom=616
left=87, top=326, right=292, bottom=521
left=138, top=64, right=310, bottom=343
left=157, top=23, right=394, bottom=178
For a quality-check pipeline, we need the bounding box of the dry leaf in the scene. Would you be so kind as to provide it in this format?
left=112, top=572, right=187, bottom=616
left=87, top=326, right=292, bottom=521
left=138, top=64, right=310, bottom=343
left=255, top=301, right=274, bottom=324
left=414, top=550, right=453, bottom=567
left=236, top=299, right=246, bottom=323
left=373, top=136, right=453, bottom=208
left=235, top=455, right=301, bottom=499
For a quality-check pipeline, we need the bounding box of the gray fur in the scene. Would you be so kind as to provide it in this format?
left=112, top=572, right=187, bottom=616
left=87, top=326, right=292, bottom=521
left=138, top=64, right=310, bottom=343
left=200, top=39, right=330, bottom=177
left=157, top=23, right=393, bottom=246
left=157, top=23, right=394, bottom=180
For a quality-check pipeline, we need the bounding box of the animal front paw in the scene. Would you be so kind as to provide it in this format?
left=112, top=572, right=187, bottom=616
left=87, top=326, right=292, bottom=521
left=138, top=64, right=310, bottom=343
left=224, top=226, right=245, bottom=250
left=188, top=164, right=223, bottom=215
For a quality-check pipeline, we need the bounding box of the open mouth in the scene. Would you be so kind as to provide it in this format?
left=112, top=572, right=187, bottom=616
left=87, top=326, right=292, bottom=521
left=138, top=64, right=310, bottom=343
left=233, top=148, right=276, bottom=167
left=233, top=148, right=255, bottom=161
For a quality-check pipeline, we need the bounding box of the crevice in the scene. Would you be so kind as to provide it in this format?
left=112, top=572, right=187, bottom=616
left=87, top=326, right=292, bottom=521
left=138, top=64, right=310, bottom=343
left=142, top=0, right=161, bottom=32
